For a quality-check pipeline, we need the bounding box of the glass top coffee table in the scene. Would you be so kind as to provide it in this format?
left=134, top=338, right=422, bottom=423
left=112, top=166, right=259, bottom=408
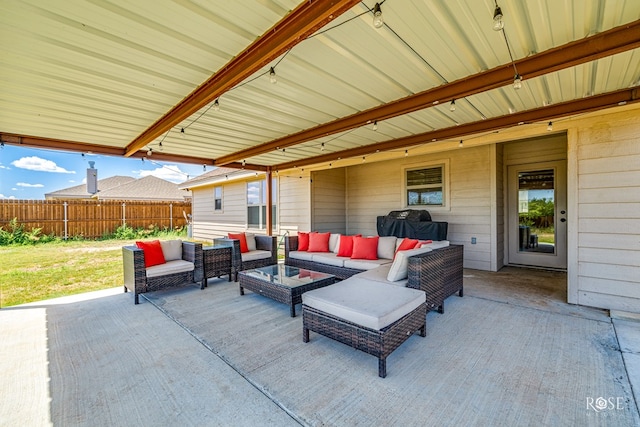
left=238, top=264, right=336, bottom=317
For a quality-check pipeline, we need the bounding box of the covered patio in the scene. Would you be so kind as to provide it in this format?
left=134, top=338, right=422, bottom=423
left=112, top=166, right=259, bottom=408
left=2, top=269, right=639, bottom=426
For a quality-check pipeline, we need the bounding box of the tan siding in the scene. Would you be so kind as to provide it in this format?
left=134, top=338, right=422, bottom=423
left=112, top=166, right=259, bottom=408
left=503, top=134, right=567, bottom=165
left=575, top=108, right=640, bottom=313
left=346, top=146, right=493, bottom=270
left=279, top=172, right=311, bottom=234
left=311, top=168, right=346, bottom=233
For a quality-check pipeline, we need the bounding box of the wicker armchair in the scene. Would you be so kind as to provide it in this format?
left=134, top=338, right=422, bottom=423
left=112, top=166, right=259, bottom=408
left=213, top=235, right=277, bottom=281
left=122, top=241, right=204, bottom=304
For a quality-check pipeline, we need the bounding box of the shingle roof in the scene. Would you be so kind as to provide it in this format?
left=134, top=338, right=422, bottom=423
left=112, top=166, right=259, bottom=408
left=45, top=176, right=135, bottom=199
left=96, top=175, right=191, bottom=201
left=45, top=175, right=190, bottom=201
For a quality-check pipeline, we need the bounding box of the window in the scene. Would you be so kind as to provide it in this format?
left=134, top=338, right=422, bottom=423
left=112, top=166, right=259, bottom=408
left=247, top=179, right=277, bottom=229
left=214, top=186, right=222, bottom=211
left=406, top=165, right=444, bottom=206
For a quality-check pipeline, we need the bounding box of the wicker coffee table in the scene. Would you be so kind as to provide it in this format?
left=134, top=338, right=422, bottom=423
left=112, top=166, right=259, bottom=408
left=238, top=264, right=335, bottom=317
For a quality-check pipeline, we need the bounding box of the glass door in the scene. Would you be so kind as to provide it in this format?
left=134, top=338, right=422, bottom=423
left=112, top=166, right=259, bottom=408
left=507, top=161, right=567, bottom=269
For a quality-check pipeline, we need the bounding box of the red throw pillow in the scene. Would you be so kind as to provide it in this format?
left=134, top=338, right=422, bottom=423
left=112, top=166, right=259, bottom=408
left=351, top=236, right=379, bottom=260
left=308, top=232, right=331, bottom=252
left=228, top=232, right=249, bottom=253
left=395, top=238, right=419, bottom=258
left=136, top=240, right=166, bottom=268
left=298, top=232, right=310, bottom=251
left=337, top=234, right=361, bottom=257
left=414, top=239, right=433, bottom=249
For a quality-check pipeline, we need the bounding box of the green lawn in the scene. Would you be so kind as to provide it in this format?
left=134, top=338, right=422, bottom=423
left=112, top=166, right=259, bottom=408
left=0, top=240, right=141, bottom=307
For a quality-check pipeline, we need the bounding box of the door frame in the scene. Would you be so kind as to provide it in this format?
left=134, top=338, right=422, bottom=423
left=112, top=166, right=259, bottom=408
left=506, top=160, right=567, bottom=269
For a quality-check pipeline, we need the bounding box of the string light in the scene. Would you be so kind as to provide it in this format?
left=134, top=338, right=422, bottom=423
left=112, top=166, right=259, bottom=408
left=147, top=148, right=153, bottom=156
left=547, top=121, right=553, bottom=131
left=158, top=141, right=163, bottom=151
left=242, top=159, right=246, bottom=167
left=213, top=99, right=220, bottom=111
left=492, top=2, right=504, bottom=31
left=362, top=156, right=366, bottom=163
left=269, top=67, right=277, bottom=84
left=321, top=142, right=325, bottom=151
left=373, top=120, right=378, bottom=131
left=372, top=3, right=384, bottom=29
left=180, top=128, right=186, bottom=138
left=203, top=164, right=206, bottom=171
left=513, top=73, right=523, bottom=89
left=405, top=150, right=408, bottom=157
left=459, top=140, right=464, bottom=148
left=450, top=100, right=456, bottom=112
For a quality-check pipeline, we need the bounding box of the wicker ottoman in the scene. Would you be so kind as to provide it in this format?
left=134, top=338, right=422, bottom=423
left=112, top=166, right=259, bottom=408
left=302, top=279, right=427, bottom=378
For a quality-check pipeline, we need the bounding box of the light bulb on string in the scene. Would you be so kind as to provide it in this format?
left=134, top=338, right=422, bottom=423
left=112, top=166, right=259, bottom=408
left=180, top=128, right=186, bottom=139
left=513, top=73, right=523, bottom=89
left=405, top=150, right=408, bottom=157
left=547, top=121, right=553, bottom=131
left=213, top=99, right=220, bottom=111
left=493, top=5, right=504, bottom=31
left=373, top=121, right=378, bottom=131
left=321, top=143, right=325, bottom=151
left=147, top=148, right=153, bottom=156
left=158, top=142, right=163, bottom=151
left=269, top=67, right=277, bottom=84
left=450, top=100, right=456, bottom=112
left=372, top=3, right=384, bottom=29
left=459, top=140, right=464, bottom=148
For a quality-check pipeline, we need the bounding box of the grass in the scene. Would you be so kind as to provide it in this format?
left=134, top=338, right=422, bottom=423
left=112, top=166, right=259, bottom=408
left=0, top=236, right=200, bottom=307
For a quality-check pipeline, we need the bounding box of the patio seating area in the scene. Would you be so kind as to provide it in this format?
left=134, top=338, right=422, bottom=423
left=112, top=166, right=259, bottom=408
left=2, top=267, right=639, bottom=426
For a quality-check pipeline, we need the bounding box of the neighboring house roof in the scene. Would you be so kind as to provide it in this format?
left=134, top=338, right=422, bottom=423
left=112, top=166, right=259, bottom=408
left=45, top=176, right=135, bottom=199
left=45, top=175, right=191, bottom=201
left=96, top=175, right=191, bottom=201
left=180, top=167, right=264, bottom=190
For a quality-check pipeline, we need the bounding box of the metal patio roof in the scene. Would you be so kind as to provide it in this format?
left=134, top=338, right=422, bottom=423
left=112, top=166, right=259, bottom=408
left=1, top=0, right=639, bottom=172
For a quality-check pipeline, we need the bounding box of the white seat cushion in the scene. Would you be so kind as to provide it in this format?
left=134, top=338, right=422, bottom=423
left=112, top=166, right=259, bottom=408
left=310, top=252, right=345, bottom=267
left=146, top=259, right=193, bottom=278
left=302, top=278, right=425, bottom=330
left=241, top=250, right=271, bottom=262
left=387, top=246, right=434, bottom=282
left=354, top=265, right=407, bottom=287
left=160, top=239, right=182, bottom=261
left=289, top=251, right=314, bottom=261
left=343, top=258, right=391, bottom=270
left=419, top=240, right=450, bottom=249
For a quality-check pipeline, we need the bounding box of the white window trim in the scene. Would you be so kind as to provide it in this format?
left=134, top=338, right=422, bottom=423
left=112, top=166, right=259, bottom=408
left=402, top=159, right=450, bottom=212
left=246, top=178, right=278, bottom=231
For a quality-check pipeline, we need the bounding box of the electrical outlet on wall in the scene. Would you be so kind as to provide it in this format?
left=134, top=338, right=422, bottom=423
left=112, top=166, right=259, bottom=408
left=471, top=237, right=477, bottom=244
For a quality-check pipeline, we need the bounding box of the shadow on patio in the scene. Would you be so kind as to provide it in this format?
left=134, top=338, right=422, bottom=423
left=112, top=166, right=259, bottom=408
left=1, top=267, right=638, bottom=426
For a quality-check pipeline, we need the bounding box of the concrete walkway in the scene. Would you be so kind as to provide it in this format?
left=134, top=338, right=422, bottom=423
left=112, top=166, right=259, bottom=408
left=1, top=268, right=639, bottom=426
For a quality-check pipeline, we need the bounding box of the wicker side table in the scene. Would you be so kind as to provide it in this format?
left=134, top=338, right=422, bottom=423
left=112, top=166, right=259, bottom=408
left=203, top=245, right=233, bottom=285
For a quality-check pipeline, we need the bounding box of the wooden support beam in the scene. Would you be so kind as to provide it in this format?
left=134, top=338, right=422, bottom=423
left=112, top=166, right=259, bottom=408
left=273, top=87, right=640, bottom=170
left=215, top=20, right=640, bottom=166
left=124, top=0, right=361, bottom=157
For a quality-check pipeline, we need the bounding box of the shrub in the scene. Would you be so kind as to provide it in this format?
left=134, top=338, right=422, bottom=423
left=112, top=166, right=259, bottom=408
left=0, top=218, right=59, bottom=246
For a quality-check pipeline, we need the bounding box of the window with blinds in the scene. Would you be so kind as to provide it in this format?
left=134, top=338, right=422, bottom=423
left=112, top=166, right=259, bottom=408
left=406, top=165, right=444, bottom=206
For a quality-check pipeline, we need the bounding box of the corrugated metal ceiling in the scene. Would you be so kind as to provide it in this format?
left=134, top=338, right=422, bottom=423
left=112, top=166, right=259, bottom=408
left=1, top=0, right=638, bottom=170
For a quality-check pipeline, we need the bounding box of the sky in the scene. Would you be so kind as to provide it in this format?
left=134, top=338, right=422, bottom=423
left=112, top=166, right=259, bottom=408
left=0, top=144, right=209, bottom=200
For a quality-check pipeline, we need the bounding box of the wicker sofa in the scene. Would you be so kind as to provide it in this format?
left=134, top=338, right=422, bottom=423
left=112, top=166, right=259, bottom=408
left=213, top=235, right=277, bottom=281
left=122, top=240, right=204, bottom=304
left=285, top=235, right=463, bottom=313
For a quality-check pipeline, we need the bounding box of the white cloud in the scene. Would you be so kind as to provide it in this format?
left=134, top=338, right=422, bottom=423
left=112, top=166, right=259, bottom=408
left=0, top=194, right=16, bottom=199
left=0, top=164, right=9, bottom=170
left=16, top=182, right=44, bottom=188
left=68, top=180, right=76, bottom=183
left=137, top=165, right=190, bottom=183
left=11, top=156, right=75, bottom=174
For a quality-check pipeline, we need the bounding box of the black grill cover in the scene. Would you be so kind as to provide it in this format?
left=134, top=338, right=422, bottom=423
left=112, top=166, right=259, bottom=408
left=385, top=209, right=432, bottom=221
left=377, top=212, right=447, bottom=240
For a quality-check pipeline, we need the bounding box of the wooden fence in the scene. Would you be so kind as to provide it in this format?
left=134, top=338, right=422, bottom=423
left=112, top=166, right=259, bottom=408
left=0, top=199, right=192, bottom=239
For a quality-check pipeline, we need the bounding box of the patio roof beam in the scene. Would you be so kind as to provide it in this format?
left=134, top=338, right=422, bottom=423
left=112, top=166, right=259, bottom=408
left=273, top=87, right=640, bottom=170
left=124, top=0, right=361, bottom=158
left=0, top=133, right=267, bottom=171
left=215, top=20, right=640, bottom=166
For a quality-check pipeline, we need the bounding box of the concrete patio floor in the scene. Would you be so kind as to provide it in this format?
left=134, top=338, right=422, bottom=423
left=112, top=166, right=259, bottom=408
left=1, top=267, right=639, bottom=426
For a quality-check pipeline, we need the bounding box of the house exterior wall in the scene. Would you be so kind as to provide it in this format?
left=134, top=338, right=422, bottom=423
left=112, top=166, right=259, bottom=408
left=311, top=168, right=346, bottom=233
left=344, top=146, right=494, bottom=270
left=570, top=108, right=640, bottom=313
left=191, top=180, right=251, bottom=241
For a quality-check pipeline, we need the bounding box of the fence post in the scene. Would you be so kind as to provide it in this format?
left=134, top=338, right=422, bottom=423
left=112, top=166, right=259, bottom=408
left=170, top=203, right=173, bottom=229
left=63, top=201, right=68, bottom=240
left=122, top=202, right=126, bottom=227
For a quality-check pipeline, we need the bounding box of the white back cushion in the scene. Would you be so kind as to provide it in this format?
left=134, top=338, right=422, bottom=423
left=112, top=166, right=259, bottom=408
left=329, top=233, right=341, bottom=253
left=387, top=246, right=433, bottom=282
left=377, top=236, right=397, bottom=260
left=160, top=239, right=183, bottom=261
left=245, top=232, right=257, bottom=251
